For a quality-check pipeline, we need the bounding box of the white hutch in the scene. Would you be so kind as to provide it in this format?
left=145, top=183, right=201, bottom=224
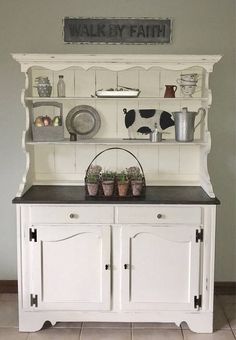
left=12, top=54, right=221, bottom=333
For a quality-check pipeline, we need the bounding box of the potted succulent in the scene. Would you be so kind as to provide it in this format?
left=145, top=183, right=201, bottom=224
left=101, top=170, right=116, bottom=197
left=86, top=165, right=102, bottom=196
left=127, top=166, right=143, bottom=197
left=116, top=170, right=129, bottom=197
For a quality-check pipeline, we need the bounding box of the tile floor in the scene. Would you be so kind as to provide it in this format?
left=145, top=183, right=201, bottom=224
left=0, top=294, right=235, bottom=339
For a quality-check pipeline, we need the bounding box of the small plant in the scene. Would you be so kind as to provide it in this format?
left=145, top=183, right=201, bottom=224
left=101, top=170, right=116, bottom=182
left=86, top=173, right=99, bottom=183
left=117, top=170, right=129, bottom=197
left=101, top=170, right=116, bottom=197
left=86, top=165, right=102, bottom=183
left=127, top=166, right=143, bottom=196
left=116, top=170, right=128, bottom=183
left=127, top=166, right=142, bottom=181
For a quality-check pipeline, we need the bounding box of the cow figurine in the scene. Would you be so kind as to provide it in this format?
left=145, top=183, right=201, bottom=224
left=123, top=108, right=175, bottom=139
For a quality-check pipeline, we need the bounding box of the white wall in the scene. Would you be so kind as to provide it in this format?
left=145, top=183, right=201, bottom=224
left=0, top=0, right=235, bottom=280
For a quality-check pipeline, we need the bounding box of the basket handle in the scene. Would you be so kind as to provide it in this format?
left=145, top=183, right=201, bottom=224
left=32, top=101, right=63, bottom=118
left=85, top=147, right=145, bottom=181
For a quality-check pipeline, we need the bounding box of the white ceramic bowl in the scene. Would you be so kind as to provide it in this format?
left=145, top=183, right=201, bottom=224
left=180, top=73, right=199, bottom=82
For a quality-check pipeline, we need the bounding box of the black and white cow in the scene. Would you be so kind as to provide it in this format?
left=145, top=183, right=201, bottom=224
left=123, top=108, right=175, bottom=138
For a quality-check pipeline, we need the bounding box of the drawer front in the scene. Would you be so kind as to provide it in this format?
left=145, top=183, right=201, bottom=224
left=30, top=206, right=114, bottom=224
left=116, top=206, right=201, bottom=224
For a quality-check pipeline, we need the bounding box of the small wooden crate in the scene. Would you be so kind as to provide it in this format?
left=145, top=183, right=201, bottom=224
left=31, top=101, right=64, bottom=142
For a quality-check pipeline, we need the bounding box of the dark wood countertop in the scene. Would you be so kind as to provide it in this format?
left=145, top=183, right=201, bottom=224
left=12, top=185, right=220, bottom=205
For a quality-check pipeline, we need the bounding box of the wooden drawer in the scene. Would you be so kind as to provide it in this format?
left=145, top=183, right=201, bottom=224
left=116, top=206, right=201, bottom=224
left=30, top=205, right=114, bottom=224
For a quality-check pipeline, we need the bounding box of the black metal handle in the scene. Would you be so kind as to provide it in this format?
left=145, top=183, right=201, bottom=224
left=157, top=214, right=162, bottom=219
left=124, top=264, right=129, bottom=270
left=85, top=147, right=145, bottom=187
left=105, top=264, right=110, bottom=270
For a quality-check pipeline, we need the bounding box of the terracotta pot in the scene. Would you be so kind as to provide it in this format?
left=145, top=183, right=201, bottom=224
left=131, top=180, right=143, bottom=196
left=117, top=181, right=129, bottom=197
left=102, top=181, right=114, bottom=196
left=87, top=183, right=99, bottom=196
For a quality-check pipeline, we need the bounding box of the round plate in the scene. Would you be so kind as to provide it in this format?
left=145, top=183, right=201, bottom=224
left=66, top=105, right=101, bottom=139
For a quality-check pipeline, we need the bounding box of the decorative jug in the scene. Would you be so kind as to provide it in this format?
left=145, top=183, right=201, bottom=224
left=164, top=85, right=177, bottom=98
left=34, top=77, right=52, bottom=97
left=172, top=107, right=206, bottom=142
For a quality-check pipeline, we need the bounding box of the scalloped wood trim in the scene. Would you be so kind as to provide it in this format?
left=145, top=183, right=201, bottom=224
left=11, top=54, right=222, bottom=72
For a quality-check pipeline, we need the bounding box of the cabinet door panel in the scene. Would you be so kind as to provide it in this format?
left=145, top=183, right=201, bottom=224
left=27, top=225, right=111, bottom=311
left=121, top=225, right=200, bottom=311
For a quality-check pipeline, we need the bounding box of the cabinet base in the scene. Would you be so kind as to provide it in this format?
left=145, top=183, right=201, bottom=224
left=18, top=310, right=213, bottom=333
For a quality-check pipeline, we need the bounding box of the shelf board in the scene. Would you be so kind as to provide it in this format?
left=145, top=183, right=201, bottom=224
left=25, top=96, right=208, bottom=101
left=26, top=138, right=206, bottom=146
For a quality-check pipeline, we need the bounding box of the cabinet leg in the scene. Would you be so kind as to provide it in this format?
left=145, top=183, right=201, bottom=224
left=182, top=312, right=213, bottom=333
left=19, top=312, right=55, bottom=332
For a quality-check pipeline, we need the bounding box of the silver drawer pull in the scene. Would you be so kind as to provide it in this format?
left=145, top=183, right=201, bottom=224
left=157, top=213, right=162, bottom=219
left=69, top=213, right=78, bottom=219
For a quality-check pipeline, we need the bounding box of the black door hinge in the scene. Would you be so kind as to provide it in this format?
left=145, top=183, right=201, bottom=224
left=194, top=295, right=202, bottom=309
left=196, top=229, right=203, bottom=243
left=29, top=228, right=37, bottom=242
left=30, top=294, right=38, bottom=307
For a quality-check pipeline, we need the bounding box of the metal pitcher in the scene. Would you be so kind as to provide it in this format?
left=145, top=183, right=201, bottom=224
left=172, top=107, right=206, bottom=142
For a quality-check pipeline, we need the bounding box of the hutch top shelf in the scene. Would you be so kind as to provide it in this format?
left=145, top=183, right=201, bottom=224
left=12, top=54, right=222, bottom=72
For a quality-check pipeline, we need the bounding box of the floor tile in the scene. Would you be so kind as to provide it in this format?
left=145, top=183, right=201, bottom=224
left=83, top=322, right=131, bottom=328
left=0, top=294, right=18, bottom=302
left=55, top=322, right=82, bottom=328
left=213, top=303, right=231, bottom=330
left=0, top=299, right=18, bottom=327
left=217, top=295, right=236, bottom=304
left=81, top=327, right=131, bottom=339
left=27, top=328, right=80, bottom=339
left=183, top=329, right=235, bottom=339
left=133, top=328, right=183, bottom=339
left=133, top=322, right=179, bottom=329
left=0, top=328, right=28, bottom=340
left=222, top=304, right=236, bottom=329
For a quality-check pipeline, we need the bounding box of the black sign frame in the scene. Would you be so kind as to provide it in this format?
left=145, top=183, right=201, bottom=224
left=63, top=17, right=172, bottom=44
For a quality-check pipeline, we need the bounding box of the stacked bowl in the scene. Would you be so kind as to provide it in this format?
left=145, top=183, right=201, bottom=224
left=177, top=73, right=199, bottom=97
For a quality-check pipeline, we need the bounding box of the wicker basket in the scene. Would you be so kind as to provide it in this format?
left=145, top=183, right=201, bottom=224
left=85, top=147, right=146, bottom=199
left=31, top=101, right=64, bottom=142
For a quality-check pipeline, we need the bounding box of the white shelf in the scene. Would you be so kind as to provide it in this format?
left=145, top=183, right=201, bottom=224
left=25, top=96, right=208, bottom=102
left=26, top=138, right=206, bottom=146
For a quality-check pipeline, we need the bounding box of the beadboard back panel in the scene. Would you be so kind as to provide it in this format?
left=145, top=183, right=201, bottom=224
left=32, top=143, right=200, bottom=185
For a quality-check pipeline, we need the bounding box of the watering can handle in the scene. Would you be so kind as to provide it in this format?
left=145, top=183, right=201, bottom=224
left=194, top=108, right=206, bottom=131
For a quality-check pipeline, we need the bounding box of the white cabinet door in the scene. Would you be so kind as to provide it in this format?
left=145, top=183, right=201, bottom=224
left=26, top=224, right=111, bottom=311
left=121, top=225, right=201, bottom=311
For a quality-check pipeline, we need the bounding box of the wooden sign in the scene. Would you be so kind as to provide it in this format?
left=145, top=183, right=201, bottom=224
left=63, top=17, right=172, bottom=44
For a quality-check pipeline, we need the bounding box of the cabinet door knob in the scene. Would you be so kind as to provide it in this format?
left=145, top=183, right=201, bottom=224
left=105, top=264, right=110, bottom=270
left=124, top=264, right=129, bottom=270
left=157, top=213, right=162, bottom=219
left=69, top=213, right=77, bottom=219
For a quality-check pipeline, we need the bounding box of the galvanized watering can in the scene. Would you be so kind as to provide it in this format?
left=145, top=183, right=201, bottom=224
left=172, top=107, right=206, bottom=142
